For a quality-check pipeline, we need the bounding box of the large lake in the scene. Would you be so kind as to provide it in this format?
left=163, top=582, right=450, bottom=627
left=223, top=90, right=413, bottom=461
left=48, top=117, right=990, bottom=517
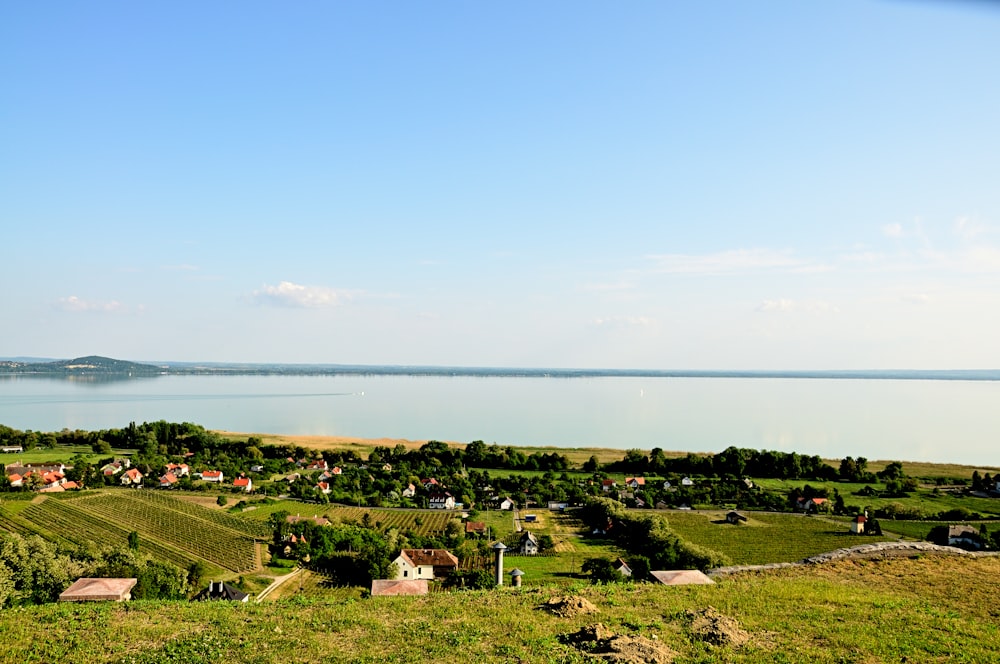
left=1, top=374, right=999, bottom=467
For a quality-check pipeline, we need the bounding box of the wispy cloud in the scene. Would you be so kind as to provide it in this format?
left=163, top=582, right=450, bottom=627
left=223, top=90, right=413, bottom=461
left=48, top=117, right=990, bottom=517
left=592, top=315, right=652, bottom=327
left=251, top=281, right=355, bottom=308
left=54, top=296, right=125, bottom=313
left=647, top=248, right=822, bottom=275
left=756, top=299, right=839, bottom=314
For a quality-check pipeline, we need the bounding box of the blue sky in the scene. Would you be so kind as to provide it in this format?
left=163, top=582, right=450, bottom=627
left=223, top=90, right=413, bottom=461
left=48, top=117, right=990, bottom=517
left=3, top=1, right=1000, bottom=369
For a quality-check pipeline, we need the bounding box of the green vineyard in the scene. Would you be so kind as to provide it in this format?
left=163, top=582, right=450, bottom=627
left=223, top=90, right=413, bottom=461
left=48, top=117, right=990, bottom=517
left=64, top=492, right=260, bottom=573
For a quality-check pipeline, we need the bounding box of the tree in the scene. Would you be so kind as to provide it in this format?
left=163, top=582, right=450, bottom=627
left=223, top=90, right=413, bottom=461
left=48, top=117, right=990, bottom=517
left=583, top=456, right=600, bottom=473
left=127, top=531, right=140, bottom=552
left=217, top=495, right=228, bottom=507
left=581, top=557, right=623, bottom=584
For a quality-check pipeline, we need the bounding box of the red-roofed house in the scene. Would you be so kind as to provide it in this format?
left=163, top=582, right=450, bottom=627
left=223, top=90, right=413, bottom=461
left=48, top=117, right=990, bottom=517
left=625, top=477, right=646, bottom=489
left=315, top=481, right=330, bottom=495
left=601, top=479, right=617, bottom=493
left=121, top=468, right=143, bottom=487
left=159, top=473, right=178, bottom=488
left=165, top=463, right=190, bottom=477
left=201, top=470, right=224, bottom=483
left=306, top=459, right=328, bottom=471
left=392, top=549, right=459, bottom=580
left=233, top=477, right=252, bottom=492
left=7, top=473, right=23, bottom=488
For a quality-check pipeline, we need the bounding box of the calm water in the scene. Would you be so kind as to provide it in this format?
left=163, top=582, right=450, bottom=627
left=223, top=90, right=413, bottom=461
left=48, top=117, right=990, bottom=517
left=1, top=374, right=999, bottom=466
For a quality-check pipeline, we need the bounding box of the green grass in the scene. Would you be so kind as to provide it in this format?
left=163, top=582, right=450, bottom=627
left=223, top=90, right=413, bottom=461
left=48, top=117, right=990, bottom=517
left=751, top=478, right=1000, bottom=518
left=0, top=555, right=998, bottom=663
left=663, top=510, right=893, bottom=565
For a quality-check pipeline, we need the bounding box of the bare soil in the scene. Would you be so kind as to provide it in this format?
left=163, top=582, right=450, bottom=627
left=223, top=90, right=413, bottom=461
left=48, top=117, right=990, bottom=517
left=561, top=623, right=676, bottom=663
left=543, top=595, right=600, bottom=617
left=684, top=606, right=751, bottom=647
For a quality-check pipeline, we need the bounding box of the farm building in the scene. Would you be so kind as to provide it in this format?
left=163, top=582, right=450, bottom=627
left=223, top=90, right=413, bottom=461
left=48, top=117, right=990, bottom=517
left=371, top=579, right=429, bottom=596
left=392, top=549, right=459, bottom=580
left=60, top=578, right=137, bottom=602
left=650, top=570, right=715, bottom=586
left=519, top=531, right=539, bottom=555
left=194, top=581, right=249, bottom=602
left=850, top=515, right=867, bottom=534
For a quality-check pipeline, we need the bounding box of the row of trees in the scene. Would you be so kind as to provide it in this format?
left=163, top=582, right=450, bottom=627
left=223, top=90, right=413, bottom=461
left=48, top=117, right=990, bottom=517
left=578, top=496, right=729, bottom=571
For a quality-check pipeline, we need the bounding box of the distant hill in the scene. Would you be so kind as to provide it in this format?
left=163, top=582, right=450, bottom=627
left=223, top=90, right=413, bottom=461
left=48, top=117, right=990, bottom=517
left=0, top=355, right=162, bottom=375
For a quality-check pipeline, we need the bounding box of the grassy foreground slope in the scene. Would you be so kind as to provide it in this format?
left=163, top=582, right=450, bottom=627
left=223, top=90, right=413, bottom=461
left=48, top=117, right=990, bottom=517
left=2, top=555, right=998, bottom=663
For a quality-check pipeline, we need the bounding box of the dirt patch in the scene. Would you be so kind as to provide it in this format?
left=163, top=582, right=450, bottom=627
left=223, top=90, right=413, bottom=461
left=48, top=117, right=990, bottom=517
left=543, top=595, right=600, bottom=617
left=561, top=623, right=675, bottom=663
left=684, top=606, right=750, bottom=647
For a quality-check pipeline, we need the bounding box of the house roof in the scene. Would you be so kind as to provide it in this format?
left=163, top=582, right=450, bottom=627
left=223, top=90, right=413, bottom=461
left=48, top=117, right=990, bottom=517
left=233, top=477, right=251, bottom=487
left=521, top=531, right=539, bottom=545
left=286, top=515, right=330, bottom=527
left=649, top=570, right=716, bottom=586
left=465, top=521, right=486, bottom=534
left=810, top=498, right=829, bottom=505
left=123, top=468, right=143, bottom=480
left=371, top=579, right=429, bottom=596
left=202, top=470, right=223, bottom=478
left=399, top=549, right=459, bottom=567
left=949, top=525, right=978, bottom=538
left=626, top=477, right=646, bottom=485
left=194, top=581, right=249, bottom=602
left=160, top=473, right=178, bottom=484
left=59, top=578, right=137, bottom=602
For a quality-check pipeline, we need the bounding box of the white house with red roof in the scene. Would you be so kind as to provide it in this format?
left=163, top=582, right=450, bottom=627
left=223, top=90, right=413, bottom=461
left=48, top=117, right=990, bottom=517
left=232, top=476, right=252, bottom=492
left=121, top=468, right=143, bottom=486
left=159, top=473, right=178, bottom=488
left=200, top=470, right=224, bottom=483
left=315, top=481, right=330, bottom=495
left=305, top=459, right=328, bottom=471
left=392, top=549, right=459, bottom=580
left=625, top=477, right=646, bottom=489
left=165, top=463, right=189, bottom=477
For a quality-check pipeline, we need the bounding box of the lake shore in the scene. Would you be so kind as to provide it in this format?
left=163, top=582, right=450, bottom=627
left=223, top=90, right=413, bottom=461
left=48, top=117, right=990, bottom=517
left=214, top=431, right=634, bottom=465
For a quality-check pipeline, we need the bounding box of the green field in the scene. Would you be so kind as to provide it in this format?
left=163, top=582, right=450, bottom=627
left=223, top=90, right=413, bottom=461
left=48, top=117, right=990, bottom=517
left=661, top=510, right=893, bottom=565
left=0, top=554, right=998, bottom=663
left=752, top=477, right=1000, bottom=518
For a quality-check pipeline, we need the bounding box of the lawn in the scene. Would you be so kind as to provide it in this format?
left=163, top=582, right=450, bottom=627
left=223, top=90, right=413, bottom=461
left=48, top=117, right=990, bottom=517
left=1, top=555, right=999, bottom=663
left=662, top=510, right=892, bottom=565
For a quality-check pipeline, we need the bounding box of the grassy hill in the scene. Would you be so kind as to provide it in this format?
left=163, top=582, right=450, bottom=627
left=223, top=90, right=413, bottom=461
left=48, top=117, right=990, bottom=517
left=0, top=554, right=997, bottom=663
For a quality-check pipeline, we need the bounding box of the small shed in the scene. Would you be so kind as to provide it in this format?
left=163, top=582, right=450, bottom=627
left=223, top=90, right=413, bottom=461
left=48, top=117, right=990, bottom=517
left=649, top=570, right=715, bottom=586
left=59, top=578, right=137, bottom=602
left=194, top=581, right=249, bottom=602
left=850, top=515, right=867, bottom=534
left=726, top=511, right=748, bottom=525
left=371, top=579, right=429, bottom=596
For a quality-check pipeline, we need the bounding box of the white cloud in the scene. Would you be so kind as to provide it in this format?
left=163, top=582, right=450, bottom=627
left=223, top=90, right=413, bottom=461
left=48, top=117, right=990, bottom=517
left=54, top=296, right=125, bottom=313
left=251, top=281, right=354, bottom=308
left=647, top=248, right=821, bottom=275
left=901, top=293, right=930, bottom=304
left=592, top=315, right=652, bottom=327
left=882, top=223, right=904, bottom=238
left=953, top=216, right=990, bottom=240
left=756, top=299, right=839, bottom=314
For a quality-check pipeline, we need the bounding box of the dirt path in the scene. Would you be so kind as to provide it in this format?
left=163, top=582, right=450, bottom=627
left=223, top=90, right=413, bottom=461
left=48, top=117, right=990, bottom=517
left=255, top=567, right=305, bottom=603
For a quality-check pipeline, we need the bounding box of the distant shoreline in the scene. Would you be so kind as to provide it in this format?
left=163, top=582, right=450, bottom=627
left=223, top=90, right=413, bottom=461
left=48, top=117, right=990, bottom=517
left=4, top=356, right=1000, bottom=382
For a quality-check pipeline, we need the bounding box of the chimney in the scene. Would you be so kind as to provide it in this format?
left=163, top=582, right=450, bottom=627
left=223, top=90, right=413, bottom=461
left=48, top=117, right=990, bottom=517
left=509, top=568, right=524, bottom=588
left=492, top=542, right=507, bottom=586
